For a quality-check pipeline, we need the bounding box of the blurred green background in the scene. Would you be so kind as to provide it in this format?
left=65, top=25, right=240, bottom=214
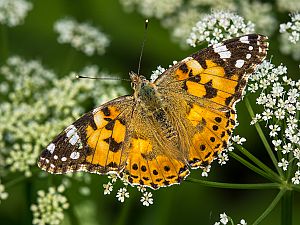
left=0, top=1, right=300, bottom=225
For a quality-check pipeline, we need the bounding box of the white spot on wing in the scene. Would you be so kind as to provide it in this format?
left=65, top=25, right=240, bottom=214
left=213, top=44, right=231, bottom=59
left=47, top=143, right=55, bottom=154
left=219, top=51, right=231, bottom=59
left=246, top=53, right=251, bottom=59
left=239, top=36, right=249, bottom=44
left=61, top=157, right=67, bottom=162
left=66, top=125, right=77, bottom=138
left=235, top=59, right=245, bottom=68
left=213, top=44, right=227, bottom=53
left=70, top=151, right=80, bottom=160
left=65, top=124, right=81, bottom=146
left=69, top=133, right=80, bottom=145
left=54, top=155, right=58, bottom=160
left=50, top=164, right=55, bottom=168
left=249, top=46, right=253, bottom=51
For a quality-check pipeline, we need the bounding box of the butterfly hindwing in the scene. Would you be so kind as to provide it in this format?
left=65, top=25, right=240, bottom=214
left=38, top=96, right=134, bottom=175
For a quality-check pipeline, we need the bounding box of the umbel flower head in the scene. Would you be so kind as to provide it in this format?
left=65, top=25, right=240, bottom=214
left=0, top=0, right=32, bottom=27
left=279, top=13, right=300, bottom=60
left=31, top=185, right=69, bottom=225
left=187, top=11, right=255, bottom=47
left=0, top=56, right=126, bottom=177
left=54, top=18, right=110, bottom=56
left=248, top=60, right=300, bottom=184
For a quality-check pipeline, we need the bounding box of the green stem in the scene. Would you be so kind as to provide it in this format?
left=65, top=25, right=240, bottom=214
left=235, top=144, right=281, bottom=181
left=245, top=97, right=283, bottom=178
left=281, top=190, right=293, bottom=225
left=252, top=189, right=286, bottom=225
left=186, top=178, right=279, bottom=189
left=230, top=152, right=279, bottom=183
left=114, top=196, right=132, bottom=225
left=291, top=184, right=300, bottom=192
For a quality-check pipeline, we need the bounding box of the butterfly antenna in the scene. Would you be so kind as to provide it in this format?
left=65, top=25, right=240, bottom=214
left=137, top=19, right=149, bottom=75
left=75, top=74, right=131, bottom=82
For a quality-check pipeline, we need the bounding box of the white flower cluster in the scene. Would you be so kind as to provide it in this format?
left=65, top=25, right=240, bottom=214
left=0, top=181, right=8, bottom=204
left=102, top=173, right=154, bottom=206
left=119, top=0, right=183, bottom=19
left=214, top=213, right=247, bottom=225
left=277, top=0, right=300, bottom=12
left=280, top=13, right=300, bottom=44
left=187, top=11, right=255, bottom=47
left=0, top=0, right=32, bottom=27
left=54, top=18, right=110, bottom=56
left=249, top=61, right=300, bottom=184
left=0, top=56, right=126, bottom=177
left=279, top=13, right=300, bottom=60
left=239, top=0, right=276, bottom=35
left=31, top=186, right=69, bottom=225
left=162, top=8, right=203, bottom=47
left=150, top=61, right=177, bottom=82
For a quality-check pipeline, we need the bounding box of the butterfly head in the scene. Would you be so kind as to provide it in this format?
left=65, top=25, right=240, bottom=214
left=130, top=71, right=153, bottom=99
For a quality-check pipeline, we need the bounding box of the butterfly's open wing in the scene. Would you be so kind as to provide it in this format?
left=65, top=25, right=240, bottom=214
left=38, top=96, right=135, bottom=175
left=154, top=34, right=268, bottom=168
left=38, top=94, right=189, bottom=189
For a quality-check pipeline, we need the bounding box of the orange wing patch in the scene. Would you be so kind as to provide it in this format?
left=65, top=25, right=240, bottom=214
left=176, top=59, right=244, bottom=108
left=85, top=105, right=127, bottom=171
left=123, top=137, right=189, bottom=189
left=186, top=103, right=236, bottom=168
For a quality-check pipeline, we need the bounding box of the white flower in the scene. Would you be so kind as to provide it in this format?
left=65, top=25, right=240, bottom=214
left=140, top=192, right=154, bottom=206
left=103, top=182, right=113, bottom=195
left=278, top=158, right=289, bottom=171
left=218, top=152, right=229, bottom=165
left=240, top=0, right=276, bottom=35
left=137, top=185, right=146, bottom=193
left=281, top=143, right=292, bottom=154
left=0, top=0, right=32, bottom=27
left=31, top=186, right=69, bottom=225
left=280, top=13, right=300, bottom=44
left=272, top=139, right=282, bottom=148
left=54, top=18, right=110, bottom=56
left=187, top=11, right=255, bottom=47
left=231, top=135, right=246, bottom=145
left=238, top=219, right=247, bottom=225
left=0, top=182, right=8, bottom=203
left=220, top=213, right=229, bottom=224
left=293, top=148, right=300, bottom=160
left=201, top=165, right=211, bottom=177
left=120, top=0, right=183, bottom=19
left=277, top=0, right=300, bottom=12
left=116, top=187, right=129, bottom=203
left=151, top=65, right=166, bottom=82
left=292, top=170, right=300, bottom=184
left=108, top=173, right=118, bottom=183
left=269, top=124, right=281, bottom=137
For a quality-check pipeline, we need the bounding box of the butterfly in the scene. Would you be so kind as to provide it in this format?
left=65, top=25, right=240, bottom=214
left=38, top=34, right=268, bottom=189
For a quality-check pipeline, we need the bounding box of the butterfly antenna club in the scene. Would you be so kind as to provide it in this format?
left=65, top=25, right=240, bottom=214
left=137, top=19, right=149, bottom=75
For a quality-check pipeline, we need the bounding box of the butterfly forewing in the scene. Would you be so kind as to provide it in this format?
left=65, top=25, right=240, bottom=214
left=38, top=96, right=134, bottom=175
